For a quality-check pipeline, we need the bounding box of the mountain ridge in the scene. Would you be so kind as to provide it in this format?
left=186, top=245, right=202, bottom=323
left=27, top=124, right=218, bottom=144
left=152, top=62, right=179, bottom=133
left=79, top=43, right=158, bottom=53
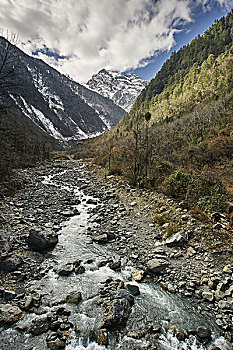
left=0, top=36, right=126, bottom=145
left=86, top=69, right=147, bottom=112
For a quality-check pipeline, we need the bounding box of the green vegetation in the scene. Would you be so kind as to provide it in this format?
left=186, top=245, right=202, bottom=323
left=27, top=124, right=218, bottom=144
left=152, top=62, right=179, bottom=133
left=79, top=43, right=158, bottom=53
left=73, top=11, right=233, bottom=214
left=134, top=10, right=233, bottom=114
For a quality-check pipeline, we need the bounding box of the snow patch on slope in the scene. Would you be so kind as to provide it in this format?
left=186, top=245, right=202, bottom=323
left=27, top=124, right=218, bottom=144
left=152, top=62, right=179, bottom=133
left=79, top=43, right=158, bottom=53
left=86, top=69, right=147, bottom=111
left=27, top=64, right=65, bottom=118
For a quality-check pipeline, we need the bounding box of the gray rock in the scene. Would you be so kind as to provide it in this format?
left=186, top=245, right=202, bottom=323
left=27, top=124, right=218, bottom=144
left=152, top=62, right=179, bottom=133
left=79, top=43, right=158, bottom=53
left=58, top=263, right=74, bottom=276
left=93, top=234, right=109, bottom=244
left=165, top=232, right=187, bottom=247
left=147, top=259, right=169, bottom=274
left=66, top=291, right=82, bottom=304
left=0, top=304, right=23, bottom=325
left=28, top=229, right=58, bottom=251
left=225, top=202, right=233, bottom=214
left=202, top=291, right=214, bottom=302
left=29, top=316, right=49, bottom=335
left=0, top=255, right=23, bottom=273
left=61, top=210, right=75, bottom=217
left=24, top=295, right=33, bottom=310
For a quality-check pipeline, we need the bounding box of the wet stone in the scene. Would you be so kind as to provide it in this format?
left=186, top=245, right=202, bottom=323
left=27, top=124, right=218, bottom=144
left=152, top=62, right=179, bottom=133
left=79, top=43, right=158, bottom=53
left=46, top=334, right=66, bottom=350
left=126, top=284, right=140, bottom=296
left=108, top=260, right=121, bottom=271
left=58, top=263, right=74, bottom=276
left=2, top=289, right=16, bottom=300
left=101, top=297, right=132, bottom=330
left=196, top=326, right=211, bottom=343
left=132, top=270, right=144, bottom=281
left=56, top=307, right=71, bottom=316
left=75, top=265, right=85, bottom=274
left=93, top=234, right=109, bottom=244
left=29, top=316, right=49, bottom=335
left=66, top=290, right=82, bottom=304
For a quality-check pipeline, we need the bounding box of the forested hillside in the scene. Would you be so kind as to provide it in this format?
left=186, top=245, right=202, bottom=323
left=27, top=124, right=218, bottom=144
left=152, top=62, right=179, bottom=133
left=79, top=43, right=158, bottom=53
left=134, top=10, right=233, bottom=115
left=73, top=11, right=233, bottom=215
left=0, top=104, right=52, bottom=196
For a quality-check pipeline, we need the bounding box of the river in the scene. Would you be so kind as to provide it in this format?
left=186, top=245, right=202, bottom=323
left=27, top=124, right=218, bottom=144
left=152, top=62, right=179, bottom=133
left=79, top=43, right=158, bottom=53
left=0, top=162, right=231, bottom=350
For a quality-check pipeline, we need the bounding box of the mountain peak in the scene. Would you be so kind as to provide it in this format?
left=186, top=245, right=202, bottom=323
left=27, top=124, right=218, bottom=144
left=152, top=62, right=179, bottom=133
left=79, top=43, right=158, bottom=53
left=86, top=69, right=147, bottom=112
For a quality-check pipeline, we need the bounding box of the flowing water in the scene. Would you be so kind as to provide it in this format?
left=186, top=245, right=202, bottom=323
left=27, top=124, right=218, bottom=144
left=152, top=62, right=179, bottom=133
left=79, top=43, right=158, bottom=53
left=0, top=167, right=231, bottom=350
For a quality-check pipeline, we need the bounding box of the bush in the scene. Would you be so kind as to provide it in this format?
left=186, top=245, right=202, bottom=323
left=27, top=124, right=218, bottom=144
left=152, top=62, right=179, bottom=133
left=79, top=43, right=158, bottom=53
left=189, top=207, right=209, bottom=222
left=163, top=168, right=189, bottom=197
left=186, top=171, right=226, bottom=212
left=154, top=213, right=169, bottom=226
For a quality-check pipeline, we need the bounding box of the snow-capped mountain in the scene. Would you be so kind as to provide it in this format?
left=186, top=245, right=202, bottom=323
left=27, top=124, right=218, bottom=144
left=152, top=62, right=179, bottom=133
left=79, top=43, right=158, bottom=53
left=0, top=37, right=126, bottom=148
left=86, top=69, right=147, bottom=112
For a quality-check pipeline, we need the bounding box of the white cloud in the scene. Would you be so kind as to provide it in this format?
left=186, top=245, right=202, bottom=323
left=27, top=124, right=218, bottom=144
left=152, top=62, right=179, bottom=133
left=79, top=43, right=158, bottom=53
left=0, top=0, right=231, bottom=82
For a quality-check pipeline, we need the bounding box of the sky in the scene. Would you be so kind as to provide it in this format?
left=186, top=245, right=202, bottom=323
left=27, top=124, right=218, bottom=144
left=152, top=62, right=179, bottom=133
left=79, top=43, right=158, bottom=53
left=0, top=0, right=232, bottom=83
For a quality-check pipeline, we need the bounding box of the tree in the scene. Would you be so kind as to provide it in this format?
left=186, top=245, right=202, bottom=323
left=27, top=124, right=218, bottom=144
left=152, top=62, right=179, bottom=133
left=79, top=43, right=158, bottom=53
left=144, top=111, right=151, bottom=178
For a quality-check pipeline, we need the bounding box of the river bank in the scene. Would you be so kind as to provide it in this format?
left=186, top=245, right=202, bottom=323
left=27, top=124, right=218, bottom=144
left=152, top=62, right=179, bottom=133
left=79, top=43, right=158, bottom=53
left=0, top=160, right=232, bottom=349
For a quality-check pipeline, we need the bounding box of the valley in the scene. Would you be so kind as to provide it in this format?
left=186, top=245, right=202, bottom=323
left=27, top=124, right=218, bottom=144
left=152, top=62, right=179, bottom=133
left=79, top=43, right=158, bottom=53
left=0, top=8, right=233, bottom=350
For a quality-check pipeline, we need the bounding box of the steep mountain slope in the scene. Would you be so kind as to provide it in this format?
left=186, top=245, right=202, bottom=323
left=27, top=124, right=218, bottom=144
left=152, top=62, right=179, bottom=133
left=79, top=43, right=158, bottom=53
left=133, top=10, right=233, bottom=117
left=0, top=37, right=126, bottom=144
left=86, top=69, right=147, bottom=111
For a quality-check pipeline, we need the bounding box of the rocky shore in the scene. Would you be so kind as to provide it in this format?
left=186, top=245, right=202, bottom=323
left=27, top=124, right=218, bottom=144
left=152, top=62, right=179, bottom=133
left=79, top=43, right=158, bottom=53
left=0, top=160, right=232, bottom=349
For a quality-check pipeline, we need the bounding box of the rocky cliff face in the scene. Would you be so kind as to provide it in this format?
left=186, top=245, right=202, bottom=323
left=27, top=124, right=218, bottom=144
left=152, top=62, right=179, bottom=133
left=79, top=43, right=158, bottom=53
left=86, top=69, right=147, bottom=112
left=0, top=37, right=126, bottom=147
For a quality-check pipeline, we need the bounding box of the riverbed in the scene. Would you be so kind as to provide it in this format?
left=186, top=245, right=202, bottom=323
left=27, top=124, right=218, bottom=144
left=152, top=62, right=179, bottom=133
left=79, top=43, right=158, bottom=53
left=0, top=160, right=232, bottom=349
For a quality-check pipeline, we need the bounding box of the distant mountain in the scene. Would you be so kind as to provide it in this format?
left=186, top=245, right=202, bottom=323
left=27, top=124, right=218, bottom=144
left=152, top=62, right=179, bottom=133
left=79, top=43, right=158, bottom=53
left=0, top=36, right=126, bottom=147
left=86, top=69, right=147, bottom=112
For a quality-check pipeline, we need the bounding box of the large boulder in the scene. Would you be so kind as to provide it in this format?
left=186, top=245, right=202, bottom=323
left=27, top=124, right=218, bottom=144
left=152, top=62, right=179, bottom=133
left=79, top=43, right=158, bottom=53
left=0, top=304, right=23, bottom=325
left=101, top=297, right=132, bottom=330
left=0, top=255, right=23, bottom=273
left=147, top=259, right=169, bottom=274
left=27, top=229, right=58, bottom=251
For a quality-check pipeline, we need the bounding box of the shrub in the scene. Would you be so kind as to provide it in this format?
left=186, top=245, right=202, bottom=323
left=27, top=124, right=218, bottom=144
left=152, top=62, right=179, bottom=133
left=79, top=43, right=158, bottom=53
left=163, top=223, right=179, bottom=239
left=186, top=171, right=226, bottom=212
left=163, top=168, right=189, bottom=197
left=154, top=213, right=169, bottom=226
left=189, top=207, right=209, bottom=222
